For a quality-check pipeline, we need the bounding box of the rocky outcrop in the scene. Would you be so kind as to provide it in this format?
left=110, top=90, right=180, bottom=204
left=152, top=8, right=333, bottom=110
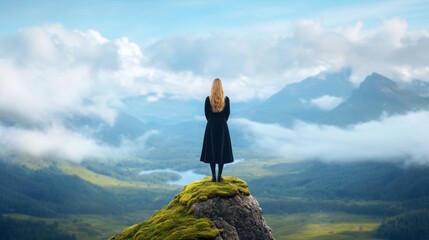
left=193, top=193, right=274, bottom=240
left=110, top=176, right=274, bottom=240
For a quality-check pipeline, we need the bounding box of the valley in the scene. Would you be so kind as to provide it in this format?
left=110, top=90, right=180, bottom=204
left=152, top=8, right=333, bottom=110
left=2, top=156, right=428, bottom=239
left=1, top=71, right=429, bottom=239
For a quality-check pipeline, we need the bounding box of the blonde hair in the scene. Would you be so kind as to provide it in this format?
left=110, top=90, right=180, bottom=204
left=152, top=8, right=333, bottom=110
left=209, top=78, right=225, bottom=112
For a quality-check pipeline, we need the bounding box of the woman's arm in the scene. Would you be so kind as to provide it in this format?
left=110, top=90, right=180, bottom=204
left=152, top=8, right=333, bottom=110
left=225, top=96, right=230, bottom=121
left=205, top=97, right=210, bottom=121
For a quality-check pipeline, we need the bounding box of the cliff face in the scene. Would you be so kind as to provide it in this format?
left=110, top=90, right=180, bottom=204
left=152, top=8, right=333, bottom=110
left=110, top=176, right=274, bottom=240
left=193, top=192, right=274, bottom=240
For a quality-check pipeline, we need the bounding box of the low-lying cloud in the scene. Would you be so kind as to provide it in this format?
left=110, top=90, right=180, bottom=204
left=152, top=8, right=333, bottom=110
left=1, top=20, right=429, bottom=162
left=0, top=124, right=158, bottom=162
left=233, top=111, right=429, bottom=164
left=0, top=24, right=163, bottom=162
left=309, top=95, right=344, bottom=111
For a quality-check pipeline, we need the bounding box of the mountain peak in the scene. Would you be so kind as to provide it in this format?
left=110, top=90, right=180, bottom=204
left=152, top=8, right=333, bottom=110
left=362, top=72, right=397, bottom=90
left=110, top=176, right=274, bottom=240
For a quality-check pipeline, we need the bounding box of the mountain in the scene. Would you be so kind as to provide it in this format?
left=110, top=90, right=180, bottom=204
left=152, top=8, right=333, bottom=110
left=0, top=215, right=76, bottom=240
left=376, top=210, right=429, bottom=240
left=0, top=161, right=123, bottom=217
left=97, top=112, right=149, bottom=145
left=0, top=160, right=174, bottom=217
left=110, top=176, right=274, bottom=240
left=321, top=72, right=429, bottom=126
left=122, top=96, right=202, bottom=124
left=250, top=161, right=429, bottom=203
left=240, top=69, right=354, bottom=125
left=65, top=111, right=148, bottom=146
left=236, top=70, right=429, bottom=127
left=399, top=79, right=429, bottom=97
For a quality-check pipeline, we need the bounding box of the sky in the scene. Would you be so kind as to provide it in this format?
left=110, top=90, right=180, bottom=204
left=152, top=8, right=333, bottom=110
left=1, top=0, right=429, bottom=100
left=1, top=0, right=429, bottom=162
left=1, top=1, right=428, bottom=39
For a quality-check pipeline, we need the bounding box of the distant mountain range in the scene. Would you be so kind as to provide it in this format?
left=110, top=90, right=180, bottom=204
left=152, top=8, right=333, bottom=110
left=60, top=70, right=429, bottom=160
left=238, top=69, right=355, bottom=124
left=321, top=72, right=429, bottom=126
left=240, top=70, right=429, bottom=126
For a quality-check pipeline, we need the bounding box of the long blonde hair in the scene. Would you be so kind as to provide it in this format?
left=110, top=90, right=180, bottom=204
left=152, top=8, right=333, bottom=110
left=209, top=78, right=225, bottom=112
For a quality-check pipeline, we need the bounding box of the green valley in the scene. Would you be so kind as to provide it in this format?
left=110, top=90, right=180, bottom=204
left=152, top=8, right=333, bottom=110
left=2, top=157, right=429, bottom=239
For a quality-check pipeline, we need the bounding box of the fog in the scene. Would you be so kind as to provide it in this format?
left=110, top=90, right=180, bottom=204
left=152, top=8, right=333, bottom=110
left=233, top=111, right=429, bottom=164
left=0, top=124, right=158, bottom=162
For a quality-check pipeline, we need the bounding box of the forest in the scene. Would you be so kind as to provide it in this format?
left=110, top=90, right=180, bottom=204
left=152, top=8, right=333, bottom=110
left=1, top=158, right=429, bottom=239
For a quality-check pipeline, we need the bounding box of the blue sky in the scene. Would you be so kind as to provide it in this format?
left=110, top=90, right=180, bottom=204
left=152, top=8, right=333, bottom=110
left=1, top=0, right=428, bottom=44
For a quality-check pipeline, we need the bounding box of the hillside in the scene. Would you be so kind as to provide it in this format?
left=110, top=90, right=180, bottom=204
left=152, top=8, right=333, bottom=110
left=0, top=161, right=175, bottom=217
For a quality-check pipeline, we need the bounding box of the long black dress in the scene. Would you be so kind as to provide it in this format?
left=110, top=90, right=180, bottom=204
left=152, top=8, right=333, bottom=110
left=200, top=96, right=234, bottom=164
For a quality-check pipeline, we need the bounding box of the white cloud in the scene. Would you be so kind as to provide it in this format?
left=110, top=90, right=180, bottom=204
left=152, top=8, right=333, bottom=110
left=0, top=124, right=107, bottom=162
left=0, top=124, right=158, bottom=162
left=309, top=95, right=344, bottom=111
left=0, top=24, right=179, bottom=161
left=1, top=20, right=429, bottom=161
left=0, top=24, right=122, bottom=126
left=146, top=18, right=429, bottom=94
left=233, top=111, right=429, bottom=164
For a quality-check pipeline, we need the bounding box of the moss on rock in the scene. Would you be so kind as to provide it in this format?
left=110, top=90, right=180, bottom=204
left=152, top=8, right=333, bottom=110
left=110, top=176, right=250, bottom=240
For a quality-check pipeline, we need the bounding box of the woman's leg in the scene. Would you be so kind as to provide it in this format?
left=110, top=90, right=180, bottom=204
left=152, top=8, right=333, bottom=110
left=210, top=162, right=216, bottom=181
left=217, top=163, right=224, bottom=182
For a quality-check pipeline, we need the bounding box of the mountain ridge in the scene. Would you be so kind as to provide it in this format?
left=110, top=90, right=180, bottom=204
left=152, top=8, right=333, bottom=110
left=321, top=72, right=429, bottom=126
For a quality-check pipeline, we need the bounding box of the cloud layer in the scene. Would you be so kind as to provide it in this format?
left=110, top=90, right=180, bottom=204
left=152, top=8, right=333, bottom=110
left=0, top=24, right=163, bottom=161
left=0, top=124, right=158, bottom=162
left=234, top=111, right=429, bottom=164
left=1, top=19, right=428, bottom=162
left=146, top=18, right=429, bottom=94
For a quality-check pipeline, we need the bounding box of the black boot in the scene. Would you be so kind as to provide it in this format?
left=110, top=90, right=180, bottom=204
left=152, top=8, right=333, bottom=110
left=217, top=163, right=224, bottom=182
left=210, top=163, right=216, bottom=182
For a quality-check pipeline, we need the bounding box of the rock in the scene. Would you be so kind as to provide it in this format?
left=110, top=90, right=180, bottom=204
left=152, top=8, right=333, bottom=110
left=192, top=194, right=274, bottom=240
left=110, top=176, right=274, bottom=240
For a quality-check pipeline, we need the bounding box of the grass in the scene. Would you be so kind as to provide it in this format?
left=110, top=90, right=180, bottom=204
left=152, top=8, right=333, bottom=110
left=265, top=212, right=382, bottom=240
left=57, top=161, right=172, bottom=189
left=110, top=176, right=250, bottom=240
left=17, top=157, right=157, bottom=189
left=3, top=211, right=154, bottom=240
left=17, top=157, right=53, bottom=170
left=225, top=158, right=297, bottom=179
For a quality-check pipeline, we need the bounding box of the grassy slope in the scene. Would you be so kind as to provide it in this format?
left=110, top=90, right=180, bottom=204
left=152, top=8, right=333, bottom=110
left=57, top=162, right=167, bottom=189
left=17, top=158, right=176, bottom=190
left=3, top=212, right=153, bottom=240
left=266, top=213, right=382, bottom=240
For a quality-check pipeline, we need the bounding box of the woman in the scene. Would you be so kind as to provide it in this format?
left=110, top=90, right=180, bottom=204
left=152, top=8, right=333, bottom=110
left=200, top=78, right=234, bottom=182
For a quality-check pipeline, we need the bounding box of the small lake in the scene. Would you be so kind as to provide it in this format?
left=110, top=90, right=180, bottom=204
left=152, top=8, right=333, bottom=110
left=138, top=159, right=245, bottom=185
left=139, top=169, right=206, bottom=185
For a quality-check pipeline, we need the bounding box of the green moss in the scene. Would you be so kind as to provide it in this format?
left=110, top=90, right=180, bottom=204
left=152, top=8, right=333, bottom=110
left=110, top=176, right=250, bottom=240
left=179, top=176, right=250, bottom=208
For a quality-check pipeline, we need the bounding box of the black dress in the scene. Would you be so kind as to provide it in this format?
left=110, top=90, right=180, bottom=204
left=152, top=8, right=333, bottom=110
left=200, top=96, right=234, bottom=164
